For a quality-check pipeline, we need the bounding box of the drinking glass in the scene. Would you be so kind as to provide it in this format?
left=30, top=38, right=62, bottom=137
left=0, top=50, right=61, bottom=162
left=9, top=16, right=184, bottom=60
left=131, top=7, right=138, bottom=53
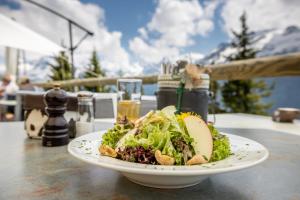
left=117, top=79, right=142, bottom=121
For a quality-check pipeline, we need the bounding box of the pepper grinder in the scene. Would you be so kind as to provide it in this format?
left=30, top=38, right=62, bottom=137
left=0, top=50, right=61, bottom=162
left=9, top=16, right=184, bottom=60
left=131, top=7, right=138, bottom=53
left=42, top=84, right=69, bottom=147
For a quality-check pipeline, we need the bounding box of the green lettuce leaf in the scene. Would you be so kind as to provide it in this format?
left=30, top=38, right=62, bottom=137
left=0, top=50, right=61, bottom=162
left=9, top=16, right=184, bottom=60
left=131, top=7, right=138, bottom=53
left=208, top=124, right=231, bottom=162
left=101, top=123, right=133, bottom=148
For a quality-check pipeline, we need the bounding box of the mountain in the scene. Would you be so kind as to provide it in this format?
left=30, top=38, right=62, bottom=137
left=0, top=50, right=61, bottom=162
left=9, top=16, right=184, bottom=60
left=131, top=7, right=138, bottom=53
left=200, top=25, right=300, bottom=113
left=25, top=57, right=51, bottom=82
left=259, top=26, right=300, bottom=56
left=200, top=25, right=300, bottom=64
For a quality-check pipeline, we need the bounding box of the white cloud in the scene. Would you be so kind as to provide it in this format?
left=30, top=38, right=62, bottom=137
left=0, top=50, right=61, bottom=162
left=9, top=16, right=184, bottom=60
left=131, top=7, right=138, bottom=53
left=129, top=37, right=179, bottom=64
left=179, top=52, right=204, bottom=62
left=221, top=0, right=300, bottom=36
left=0, top=0, right=142, bottom=77
left=196, top=19, right=214, bottom=36
left=138, top=28, right=148, bottom=40
left=129, top=0, right=218, bottom=65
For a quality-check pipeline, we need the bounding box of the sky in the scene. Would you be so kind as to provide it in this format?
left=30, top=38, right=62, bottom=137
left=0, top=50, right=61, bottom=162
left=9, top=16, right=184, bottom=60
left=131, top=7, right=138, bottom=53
left=0, top=0, right=300, bottom=77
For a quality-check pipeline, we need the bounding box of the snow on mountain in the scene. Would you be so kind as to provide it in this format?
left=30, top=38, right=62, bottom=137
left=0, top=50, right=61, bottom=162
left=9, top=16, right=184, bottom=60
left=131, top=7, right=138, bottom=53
left=200, top=25, right=300, bottom=64
left=200, top=25, right=300, bottom=113
left=259, top=26, right=300, bottom=56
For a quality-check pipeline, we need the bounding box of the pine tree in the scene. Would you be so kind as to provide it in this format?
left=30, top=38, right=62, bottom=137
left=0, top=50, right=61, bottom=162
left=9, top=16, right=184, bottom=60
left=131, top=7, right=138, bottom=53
left=221, top=12, right=272, bottom=115
left=209, top=79, right=225, bottom=113
left=84, top=50, right=109, bottom=92
left=49, top=51, right=73, bottom=91
left=208, top=61, right=224, bottom=114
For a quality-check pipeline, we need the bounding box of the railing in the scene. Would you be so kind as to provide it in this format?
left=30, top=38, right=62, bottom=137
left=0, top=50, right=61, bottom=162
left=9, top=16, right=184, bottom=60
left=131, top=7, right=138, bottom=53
left=206, top=52, right=300, bottom=80
left=33, top=52, right=300, bottom=88
left=34, top=75, right=158, bottom=88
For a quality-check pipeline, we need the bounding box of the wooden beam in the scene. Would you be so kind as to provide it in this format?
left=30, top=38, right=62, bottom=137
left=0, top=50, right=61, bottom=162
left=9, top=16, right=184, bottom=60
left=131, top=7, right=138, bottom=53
left=33, top=52, right=300, bottom=88
left=206, top=52, right=300, bottom=80
left=33, top=75, right=158, bottom=88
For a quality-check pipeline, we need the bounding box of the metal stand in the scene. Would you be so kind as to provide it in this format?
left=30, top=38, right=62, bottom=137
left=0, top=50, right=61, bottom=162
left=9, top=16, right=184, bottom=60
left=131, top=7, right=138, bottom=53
left=23, top=0, right=94, bottom=78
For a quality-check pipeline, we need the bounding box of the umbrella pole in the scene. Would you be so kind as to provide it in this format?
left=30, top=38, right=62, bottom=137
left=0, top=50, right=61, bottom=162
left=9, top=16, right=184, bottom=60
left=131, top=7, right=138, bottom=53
left=16, top=50, right=20, bottom=82
left=68, top=21, right=74, bottom=79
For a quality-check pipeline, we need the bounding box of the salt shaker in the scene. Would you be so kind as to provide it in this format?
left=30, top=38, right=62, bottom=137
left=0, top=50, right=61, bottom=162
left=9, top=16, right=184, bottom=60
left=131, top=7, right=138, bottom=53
left=75, top=92, right=94, bottom=137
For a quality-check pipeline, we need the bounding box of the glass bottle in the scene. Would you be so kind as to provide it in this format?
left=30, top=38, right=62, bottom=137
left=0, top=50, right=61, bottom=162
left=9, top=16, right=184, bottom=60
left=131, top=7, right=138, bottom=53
left=76, top=92, right=94, bottom=137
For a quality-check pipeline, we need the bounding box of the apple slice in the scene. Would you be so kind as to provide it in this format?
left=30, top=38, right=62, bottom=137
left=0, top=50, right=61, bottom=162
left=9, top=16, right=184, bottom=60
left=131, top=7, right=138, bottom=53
left=161, top=105, right=176, bottom=118
left=183, top=116, right=213, bottom=161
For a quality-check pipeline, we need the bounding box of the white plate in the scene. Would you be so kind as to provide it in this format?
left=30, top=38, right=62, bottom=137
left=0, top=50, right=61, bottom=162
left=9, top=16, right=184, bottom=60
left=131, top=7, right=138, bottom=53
left=68, top=131, right=269, bottom=188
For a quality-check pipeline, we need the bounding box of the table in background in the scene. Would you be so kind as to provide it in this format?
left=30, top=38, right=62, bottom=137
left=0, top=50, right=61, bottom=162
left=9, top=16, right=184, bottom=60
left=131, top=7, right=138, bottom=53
left=0, top=114, right=300, bottom=200
left=0, top=100, right=17, bottom=120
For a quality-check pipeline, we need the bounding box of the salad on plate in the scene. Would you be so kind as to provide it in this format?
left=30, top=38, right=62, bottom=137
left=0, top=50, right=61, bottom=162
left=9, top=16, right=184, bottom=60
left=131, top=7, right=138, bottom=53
left=99, top=106, right=231, bottom=165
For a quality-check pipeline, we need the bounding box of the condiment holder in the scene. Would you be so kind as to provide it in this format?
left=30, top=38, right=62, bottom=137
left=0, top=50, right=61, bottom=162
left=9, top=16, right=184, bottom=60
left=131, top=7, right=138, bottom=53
left=75, top=91, right=94, bottom=138
left=272, top=107, right=300, bottom=123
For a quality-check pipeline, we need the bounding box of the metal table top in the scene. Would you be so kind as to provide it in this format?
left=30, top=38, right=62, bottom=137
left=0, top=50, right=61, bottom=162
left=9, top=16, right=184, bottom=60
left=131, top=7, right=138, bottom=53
left=0, top=120, right=300, bottom=200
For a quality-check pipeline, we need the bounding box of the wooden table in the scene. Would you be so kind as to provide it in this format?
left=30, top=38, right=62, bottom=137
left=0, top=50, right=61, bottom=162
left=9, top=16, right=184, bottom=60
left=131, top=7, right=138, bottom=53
left=1, top=115, right=300, bottom=200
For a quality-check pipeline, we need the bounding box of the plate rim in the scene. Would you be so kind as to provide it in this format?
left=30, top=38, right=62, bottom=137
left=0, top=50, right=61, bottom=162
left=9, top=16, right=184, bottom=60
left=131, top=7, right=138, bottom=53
left=68, top=131, right=269, bottom=176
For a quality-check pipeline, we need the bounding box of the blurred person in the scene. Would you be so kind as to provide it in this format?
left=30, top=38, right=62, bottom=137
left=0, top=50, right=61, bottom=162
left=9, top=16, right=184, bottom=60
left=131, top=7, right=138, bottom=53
left=0, top=74, right=19, bottom=121
left=0, top=73, right=19, bottom=99
left=19, top=76, right=36, bottom=91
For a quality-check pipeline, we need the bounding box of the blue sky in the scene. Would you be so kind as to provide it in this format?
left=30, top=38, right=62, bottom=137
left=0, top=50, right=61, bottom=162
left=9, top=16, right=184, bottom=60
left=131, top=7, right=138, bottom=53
left=91, top=0, right=157, bottom=50
left=81, top=0, right=228, bottom=55
left=0, top=0, right=299, bottom=76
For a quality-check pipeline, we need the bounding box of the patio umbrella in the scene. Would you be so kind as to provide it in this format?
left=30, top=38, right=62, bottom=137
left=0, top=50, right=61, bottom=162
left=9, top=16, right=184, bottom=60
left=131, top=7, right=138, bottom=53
left=0, top=13, right=64, bottom=78
left=0, top=13, right=64, bottom=55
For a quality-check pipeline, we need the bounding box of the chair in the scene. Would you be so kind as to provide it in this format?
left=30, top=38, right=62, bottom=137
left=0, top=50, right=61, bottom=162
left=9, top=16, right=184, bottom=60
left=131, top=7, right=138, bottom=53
left=141, top=95, right=157, bottom=115
left=15, top=91, right=118, bottom=121
left=15, top=90, right=44, bottom=121
left=16, top=91, right=157, bottom=121
left=93, top=93, right=117, bottom=119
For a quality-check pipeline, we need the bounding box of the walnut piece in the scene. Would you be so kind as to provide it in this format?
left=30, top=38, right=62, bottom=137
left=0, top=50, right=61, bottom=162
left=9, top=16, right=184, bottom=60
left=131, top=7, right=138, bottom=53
left=186, top=154, right=208, bottom=165
left=155, top=150, right=175, bottom=165
left=99, top=144, right=117, bottom=158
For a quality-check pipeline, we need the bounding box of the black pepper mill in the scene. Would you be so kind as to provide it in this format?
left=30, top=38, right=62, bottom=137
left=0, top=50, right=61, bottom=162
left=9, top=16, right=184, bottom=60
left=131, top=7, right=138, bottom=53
left=42, top=84, right=69, bottom=147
